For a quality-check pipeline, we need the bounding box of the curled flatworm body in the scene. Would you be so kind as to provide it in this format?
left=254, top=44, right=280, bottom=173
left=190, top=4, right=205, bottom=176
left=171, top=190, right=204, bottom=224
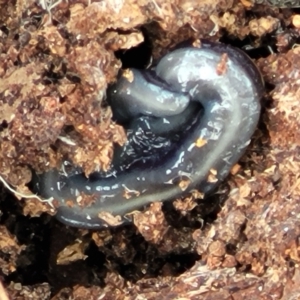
left=32, top=40, right=264, bottom=229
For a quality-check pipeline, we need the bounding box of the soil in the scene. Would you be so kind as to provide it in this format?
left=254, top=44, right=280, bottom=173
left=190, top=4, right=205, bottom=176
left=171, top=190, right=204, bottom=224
left=1, top=0, right=300, bottom=299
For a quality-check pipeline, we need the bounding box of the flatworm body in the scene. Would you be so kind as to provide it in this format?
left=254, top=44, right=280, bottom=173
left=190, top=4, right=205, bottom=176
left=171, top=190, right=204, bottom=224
left=32, top=41, right=264, bottom=229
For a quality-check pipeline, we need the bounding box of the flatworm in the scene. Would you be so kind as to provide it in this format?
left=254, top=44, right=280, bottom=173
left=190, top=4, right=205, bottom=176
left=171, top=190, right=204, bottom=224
left=32, top=40, right=264, bottom=229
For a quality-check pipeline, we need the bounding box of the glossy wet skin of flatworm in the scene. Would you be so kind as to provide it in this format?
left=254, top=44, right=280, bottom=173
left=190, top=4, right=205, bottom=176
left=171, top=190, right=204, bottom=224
left=32, top=41, right=264, bottom=229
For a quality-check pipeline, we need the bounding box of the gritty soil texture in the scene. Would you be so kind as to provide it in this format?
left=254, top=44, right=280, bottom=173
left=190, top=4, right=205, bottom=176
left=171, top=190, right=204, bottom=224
left=1, top=0, right=300, bottom=299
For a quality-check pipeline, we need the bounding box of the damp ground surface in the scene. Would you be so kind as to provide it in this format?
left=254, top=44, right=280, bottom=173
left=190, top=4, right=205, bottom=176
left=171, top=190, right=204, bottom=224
left=1, top=0, right=300, bottom=299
